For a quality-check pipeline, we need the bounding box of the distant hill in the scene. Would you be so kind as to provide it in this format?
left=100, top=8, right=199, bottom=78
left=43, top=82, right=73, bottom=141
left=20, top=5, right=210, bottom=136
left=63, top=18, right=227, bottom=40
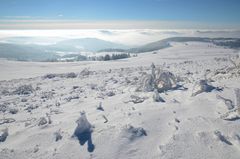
left=0, top=43, right=59, bottom=61
left=0, top=36, right=63, bottom=45
left=0, top=38, right=129, bottom=61
left=98, top=48, right=126, bottom=52
left=127, top=37, right=240, bottom=53
left=1, top=37, right=239, bottom=61
left=54, top=38, right=129, bottom=52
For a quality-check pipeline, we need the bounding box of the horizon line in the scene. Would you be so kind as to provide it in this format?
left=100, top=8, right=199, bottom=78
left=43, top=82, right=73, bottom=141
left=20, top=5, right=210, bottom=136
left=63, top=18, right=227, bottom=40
left=0, top=20, right=240, bottom=30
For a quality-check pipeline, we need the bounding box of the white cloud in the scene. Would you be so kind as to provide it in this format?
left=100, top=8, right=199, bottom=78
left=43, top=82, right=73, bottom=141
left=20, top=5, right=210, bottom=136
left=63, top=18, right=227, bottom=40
left=0, top=20, right=239, bottom=30
left=2, top=16, right=32, bottom=19
left=0, top=29, right=240, bottom=46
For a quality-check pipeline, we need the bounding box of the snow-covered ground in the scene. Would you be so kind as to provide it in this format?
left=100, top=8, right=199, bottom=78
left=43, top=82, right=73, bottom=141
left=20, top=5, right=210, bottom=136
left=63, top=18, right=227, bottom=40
left=0, top=42, right=240, bottom=159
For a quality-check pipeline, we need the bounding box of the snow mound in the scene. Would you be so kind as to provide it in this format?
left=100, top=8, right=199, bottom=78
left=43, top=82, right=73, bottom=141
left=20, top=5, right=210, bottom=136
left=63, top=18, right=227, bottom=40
left=124, top=125, right=147, bottom=141
left=73, top=112, right=95, bottom=152
left=138, top=63, right=181, bottom=93
left=43, top=72, right=77, bottom=79
left=192, top=80, right=221, bottom=96
left=0, top=128, right=8, bottom=142
left=13, top=84, right=34, bottom=95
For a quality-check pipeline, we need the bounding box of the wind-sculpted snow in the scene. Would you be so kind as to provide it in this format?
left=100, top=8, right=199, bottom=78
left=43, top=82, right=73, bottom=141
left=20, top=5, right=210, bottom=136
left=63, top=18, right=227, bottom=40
left=0, top=42, right=240, bottom=159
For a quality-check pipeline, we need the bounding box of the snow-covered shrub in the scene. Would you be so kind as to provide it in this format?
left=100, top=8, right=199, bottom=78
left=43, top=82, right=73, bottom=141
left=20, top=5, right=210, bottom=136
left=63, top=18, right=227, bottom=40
left=124, top=125, right=147, bottom=141
left=0, top=118, right=15, bottom=125
left=229, top=55, right=240, bottom=68
left=1, top=90, right=10, bottom=96
left=153, top=89, right=165, bottom=102
left=43, top=74, right=57, bottom=79
left=155, top=71, right=177, bottom=93
left=54, top=129, right=63, bottom=142
left=216, top=95, right=234, bottom=110
left=21, top=98, right=27, bottom=102
left=13, top=84, right=34, bottom=95
left=0, top=128, right=8, bottom=142
left=46, top=113, right=52, bottom=124
left=192, top=80, right=219, bottom=96
left=73, top=112, right=95, bottom=152
left=96, top=102, right=104, bottom=111
left=55, top=101, right=61, bottom=107
left=80, top=68, right=91, bottom=76
left=0, top=103, right=7, bottom=113
left=89, top=83, right=98, bottom=90
left=25, top=105, right=39, bottom=112
left=43, top=72, right=77, bottom=79
left=213, top=55, right=240, bottom=80
left=73, top=112, right=92, bottom=136
left=130, top=95, right=146, bottom=104
left=38, top=117, right=48, bottom=126
left=41, top=91, right=55, bottom=99
left=102, top=115, right=108, bottom=123
left=140, top=74, right=155, bottom=92
left=106, top=91, right=115, bottom=97
left=73, top=86, right=79, bottom=89
left=65, top=72, right=77, bottom=78
left=138, top=63, right=178, bottom=93
left=65, top=95, right=79, bottom=102
left=214, top=130, right=232, bottom=145
left=235, top=88, right=240, bottom=115
left=9, top=108, right=18, bottom=114
left=33, top=145, right=39, bottom=153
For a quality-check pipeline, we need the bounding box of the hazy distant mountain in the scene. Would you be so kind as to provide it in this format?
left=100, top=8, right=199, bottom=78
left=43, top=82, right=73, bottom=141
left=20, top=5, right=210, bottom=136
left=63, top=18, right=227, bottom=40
left=0, top=43, right=59, bottom=61
left=0, top=37, right=130, bottom=61
left=0, top=36, right=64, bottom=45
left=128, top=37, right=240, bottom=53
left=54, top=38, right=129, bottom=52
left=1, top=37, right=239, bottom=61
left=98, top=48, right=126, bottom=52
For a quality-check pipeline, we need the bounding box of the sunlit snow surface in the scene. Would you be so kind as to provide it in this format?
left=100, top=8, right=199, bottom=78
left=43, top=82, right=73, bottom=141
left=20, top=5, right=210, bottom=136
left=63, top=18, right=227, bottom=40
left=0, top=42, right=240, bottom=159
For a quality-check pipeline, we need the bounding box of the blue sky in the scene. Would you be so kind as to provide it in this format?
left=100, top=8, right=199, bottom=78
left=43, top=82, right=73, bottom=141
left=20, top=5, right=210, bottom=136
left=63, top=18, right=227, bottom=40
left=0, top=0, right=240, bottom=29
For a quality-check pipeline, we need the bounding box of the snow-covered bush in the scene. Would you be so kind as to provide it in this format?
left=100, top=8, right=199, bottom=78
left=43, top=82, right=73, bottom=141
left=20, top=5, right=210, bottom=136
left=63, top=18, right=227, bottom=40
left=73, top=112, right=95, bottom=152
left=9, top=108, right=18, bottom=114
left=192, top=80, right=219, bottom=96
left=214, top=130, right=232, bottom=145
left=212, top=55, right=240, bottom=80
left=0, top=103, right=7, bottom=113
left=0, top=118, right=15, bottom=125
left=0, top=128, right=8, bottom=142
left=65, top=95, right=79, bottom=102
left=229, top=55, right=240, bottom=68
left=96, top=102, right=104, bottom=111
left=73, top=112, right=92, bottom=136
left=80, top=68, right=92, bottom=76
left=43, top=72, right=77, bottom=79
left=38, top=117, right=48, bottom=126
left=138, top=63, right=178, bottom=93
left=130, top=95, right=146, bottom=104
left=25, top=105, right=39, bottom=112
left=153, top=89, right=165, bottom=102
left=21, top=98, right=28, bottom=102
left=65, top=72, right=77, bottom=78
left=54, top=129, right=63, bottom=142
left=140, top=74, right=155, bottom=92
left=106, top=91, right=115, bottom=97
left=155, top=71, right=177, bottom=93
left=41, top=91, right=55, bottom=99
left=124, top=125, right=147, bottom=141
left=235, top=88, right=240, bottom=115
left=13, top=84, right=34, bottom=95
left=216, top=95, right=234, bottom=110
left=43, top=74, right=57, bottom=79
left=46, top=113, right=52, bottom=124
